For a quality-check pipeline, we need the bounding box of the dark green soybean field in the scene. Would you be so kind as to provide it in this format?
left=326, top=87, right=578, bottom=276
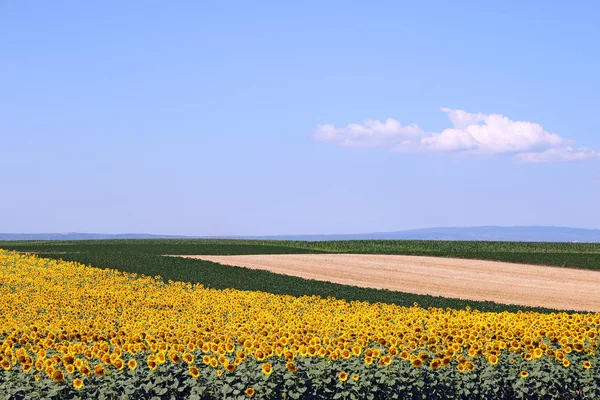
left=2, top=239, right=600, bottom=314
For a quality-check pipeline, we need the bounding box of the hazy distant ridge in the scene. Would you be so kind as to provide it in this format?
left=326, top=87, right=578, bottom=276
left=1, top=226, right=600, bottom=242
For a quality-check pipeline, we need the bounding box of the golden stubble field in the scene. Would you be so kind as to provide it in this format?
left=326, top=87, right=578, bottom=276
left=177, top=254, right=600, bottom=312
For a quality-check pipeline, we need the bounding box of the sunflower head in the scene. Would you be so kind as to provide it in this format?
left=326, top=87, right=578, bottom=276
left=520, top=370, right=529, bottom=379
left=261, top=363, right=273, bottom=375
left=52, top=369, right=64, bottom=382
left=189, top=366, right=200, bottom=378
left=73, top=378, right=84, bottom=390
left=94, top=364, right=105, bottom=377
left=487, top=354, right=498, bottom=365
left=338, top=371, right=348, bottom=381
left=583, top=361, right=592, bottom=370
left=245, top=387, right=255, bottom=397
left=411, top=358, right=423, bottom=368
left=429, top=359, right=441, bottom=370
left=286, top=362, right=297, bottom=373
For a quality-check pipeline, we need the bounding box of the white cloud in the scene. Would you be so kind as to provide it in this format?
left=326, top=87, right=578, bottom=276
left=514, top=147, right=600, bottom=163
left=312, top=119, right=425, bottom=148
left=312, top=108, right=598, bottom=163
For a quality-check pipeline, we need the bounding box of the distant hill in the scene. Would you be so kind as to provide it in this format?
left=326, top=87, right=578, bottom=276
left=1, top=226, right=600, bottom=242
left=0, top=233, right=187, bottom=241
left=256, top=226, right=600, bottom=242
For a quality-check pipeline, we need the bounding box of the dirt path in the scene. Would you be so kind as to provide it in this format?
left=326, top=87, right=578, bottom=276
left=174, top=254, right=600, bottom=312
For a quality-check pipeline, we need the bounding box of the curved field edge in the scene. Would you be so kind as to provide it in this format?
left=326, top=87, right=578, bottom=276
left=2, top=240, right=594, bottom=314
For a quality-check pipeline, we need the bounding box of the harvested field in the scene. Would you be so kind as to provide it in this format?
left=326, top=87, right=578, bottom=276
left=177, top=254, right=600, bottom=312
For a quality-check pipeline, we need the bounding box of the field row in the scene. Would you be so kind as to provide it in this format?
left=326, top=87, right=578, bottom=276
left=4, top=239, right=599, bottom=313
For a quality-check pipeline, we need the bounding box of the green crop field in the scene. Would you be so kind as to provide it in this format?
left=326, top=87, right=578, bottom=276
left=2, top=238, right=599, bottom=314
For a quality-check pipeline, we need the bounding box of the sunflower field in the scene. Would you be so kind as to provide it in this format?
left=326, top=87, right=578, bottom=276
left=1, top=250, right=599, bottom=399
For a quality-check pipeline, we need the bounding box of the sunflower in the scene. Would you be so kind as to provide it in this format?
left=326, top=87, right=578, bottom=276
left=128, top=359, right=137, bottom=370
left=80, top=365, right=91, bottom=376
left=429, top=359, right=441, bottom=370
left=66, top=364, right=75, bottom=374
left=487, top=355, right=498, bottom=365
left=573, top=342, right=585, bottom=352
left=254, top=350, right=266, bottom=361
left=286, top=362, right=297, bottom=372
left=380, top=356, right=392, bottom=366
left=338, top=371, right=348, bottom=381
left=533, top=348, right=543, bottom=359
left=0, top=360, right=11, bottom=371
left=22, top=364, right=32, bottom=373
left=352, top=374, right=360, bottom=381
left=94, top=364, right=105, bottom=377
left=583, top=361, right=592, bottom=370
left=147, top=360, right=158, bottom=371
left=524, top=353, right=533, bottom=361
left=520, top=370, right=529, bottom=379
left=563, top=359, right=570, bottom=368
left=245, top=387, right=255, bottom=397
left=352, top=346, right=362, bottom=356
left=226, top=363, right=236, bottom=373
left=183, top=353, right=194, bottom=364
left=261, top=363, right=273, bottom=375
left=216, top=369, right=223, bottom=377
left=169, top=352, right=181, bottom=364
left=52, top=369, right=65, bottom=383
left=73, top=378, right=84, bottom=390
left=113, top=358, right=124, bottom=370
left=189, top=365, right=200, bottom=378
left=411, top=358, right=423, bottom=368
left=156, top=351, right=166, bottom=364
left=364, top=356, right=373, bottom=365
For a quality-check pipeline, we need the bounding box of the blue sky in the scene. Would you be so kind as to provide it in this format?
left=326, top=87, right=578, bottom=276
left=2, top=1, right=599, bottom=235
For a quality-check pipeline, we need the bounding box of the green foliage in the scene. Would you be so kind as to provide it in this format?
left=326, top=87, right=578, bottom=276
left=1, top=350, right=599, bottom=399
